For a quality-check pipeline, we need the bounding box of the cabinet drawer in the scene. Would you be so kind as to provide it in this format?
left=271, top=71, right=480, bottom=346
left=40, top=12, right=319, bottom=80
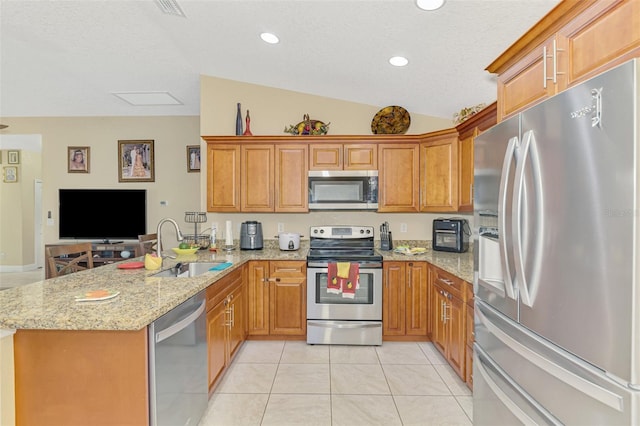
left=270, top=261, right=306, bottom=278
left=432, top=266, right=464, bottom=300
left=206, top=268, right=242, bottom=311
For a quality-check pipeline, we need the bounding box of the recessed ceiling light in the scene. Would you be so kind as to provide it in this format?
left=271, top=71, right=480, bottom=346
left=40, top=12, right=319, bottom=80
left=260, top=32, right=280, bottom=44
left=112, top=92, right=183, bottom=106
left=416, top=0, right=445, bottom=11
left=389, top=56, right=409, bottom=67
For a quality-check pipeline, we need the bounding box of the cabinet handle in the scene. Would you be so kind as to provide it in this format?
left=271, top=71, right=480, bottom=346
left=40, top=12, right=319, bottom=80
left=267, top=277, right=281, bottom=283
left=543, top=45, right=548, bottom=89
left=230, top=304, right=235, bottom=328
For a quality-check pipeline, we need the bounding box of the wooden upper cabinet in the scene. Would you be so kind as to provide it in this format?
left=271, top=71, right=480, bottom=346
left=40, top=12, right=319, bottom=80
left=488, top=0, right=640, bottom=121
left=378, top=143, right=420, bottom=212
left=207, top=144, right=241, bottom=212
left=419, top=129, right=459, bottom=212
left=455, top=102, right=497, bottom=212
left=558, top=0, right=640, bottom=86
left=309, top=144, right=342, bottom=170
left=344, top=144, right=377, bottom=169
left=241, top=144, right=275, bottom=212
left=275, top=144, right=308, bottom=212
left=309, top=143, right=377, bottom=170
left=496, top=35, right=558, bottom=119
left=457, top=131, right=476, bottom=212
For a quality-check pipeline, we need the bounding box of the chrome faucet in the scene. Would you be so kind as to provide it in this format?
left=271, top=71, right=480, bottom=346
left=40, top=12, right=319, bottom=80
left=156, top=218, right=184, bottom=257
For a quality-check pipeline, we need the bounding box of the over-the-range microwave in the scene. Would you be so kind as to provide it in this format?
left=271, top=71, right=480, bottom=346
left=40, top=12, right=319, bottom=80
left=308, top=170, right=378, bottom=210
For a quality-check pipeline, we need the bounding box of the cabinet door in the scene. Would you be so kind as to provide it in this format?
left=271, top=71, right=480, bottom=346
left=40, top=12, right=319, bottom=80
left=558, top=0, right=640, bottom=89
left=207, top=300, right=228, bottom=390
left=241, top=145, right=274, bottom=212
left=269, top=261, right=306, bottom=336
left=383, top=262, right=406, bottom=336
left=496, top=36, right=558, bottom=120
left=420, top=136, right=459, bottom=212
left=228, top=285, right=245, bottom=360
left=378, top=144, right=420, bottom=212
left=309, top=144, right=342, bottom=170
left=405, top=262, right=428, bottom=336
left=465, top=304, right=474, bottom=389
left=207, top=144, right=241, bottom=212
left=448, top=295, right=465, bottom=379
left=247, top=261, right=270, bottom=335
left=344, top=144, right=377, bottom=170
left=432, top=287, right=447, bottom=357
left=275, top=144, right=308, bottom=212
left=457, top=130, right=476, bottom=212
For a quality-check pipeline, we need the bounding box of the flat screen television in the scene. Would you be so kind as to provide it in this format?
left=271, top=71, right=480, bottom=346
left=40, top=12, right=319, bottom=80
left=59, top=189, right=147, bottom=243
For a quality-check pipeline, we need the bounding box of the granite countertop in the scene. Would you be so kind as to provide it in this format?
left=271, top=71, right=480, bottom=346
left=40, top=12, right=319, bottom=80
left=0, top=240, right=472, bottom=331
left=377, top=240, right=474, bottom=283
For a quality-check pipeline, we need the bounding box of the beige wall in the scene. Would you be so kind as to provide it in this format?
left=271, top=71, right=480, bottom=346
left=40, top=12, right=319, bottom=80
left=199, top=75, right=470, bottom=242
left=0, top=117, right=201, bottom=269
left=1, top=75, right=469, bottom=269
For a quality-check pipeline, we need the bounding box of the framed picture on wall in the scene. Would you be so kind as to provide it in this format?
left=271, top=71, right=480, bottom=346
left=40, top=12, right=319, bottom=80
left=3, top=166, right=18, bottom=183
left=186, top=145, right=200, bottom=173
left=118, top=140, right=154, bottom=182
left=68, top=146, right=90, bottom=173
left=8, top=150, right=19, bottom=164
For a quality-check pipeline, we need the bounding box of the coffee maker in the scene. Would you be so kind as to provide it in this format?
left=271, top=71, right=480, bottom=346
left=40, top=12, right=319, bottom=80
left=240, top=221, right=263, bottom=250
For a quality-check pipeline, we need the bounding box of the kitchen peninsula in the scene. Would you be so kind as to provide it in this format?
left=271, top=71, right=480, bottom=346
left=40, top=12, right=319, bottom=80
left=0, top=242, right=472, bottom=425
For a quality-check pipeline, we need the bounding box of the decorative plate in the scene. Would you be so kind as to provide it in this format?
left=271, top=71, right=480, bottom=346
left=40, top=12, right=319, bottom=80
left=371, top=106, right=411, bottom=134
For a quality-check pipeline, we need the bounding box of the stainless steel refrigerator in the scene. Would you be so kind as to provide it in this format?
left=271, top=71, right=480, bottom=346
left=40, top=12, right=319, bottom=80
left=473, top=58, right=640, bottom=425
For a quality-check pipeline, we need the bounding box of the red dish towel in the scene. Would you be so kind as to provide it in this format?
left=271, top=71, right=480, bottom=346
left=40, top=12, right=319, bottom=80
left=327, top=263, right=341, bottom=294
left=327, top=263, right=360, bottom=298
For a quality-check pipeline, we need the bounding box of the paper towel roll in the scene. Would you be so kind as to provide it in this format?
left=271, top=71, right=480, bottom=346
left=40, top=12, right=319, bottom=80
left=225, top=220, right=233, bottom=246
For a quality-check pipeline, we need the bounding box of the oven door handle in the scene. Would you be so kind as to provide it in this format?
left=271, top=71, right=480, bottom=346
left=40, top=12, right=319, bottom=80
left=307, top=321, right=381, bottom=329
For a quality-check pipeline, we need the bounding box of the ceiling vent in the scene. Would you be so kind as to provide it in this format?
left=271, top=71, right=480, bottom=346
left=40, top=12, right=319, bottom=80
left=154, top=0, right=186, bottom=17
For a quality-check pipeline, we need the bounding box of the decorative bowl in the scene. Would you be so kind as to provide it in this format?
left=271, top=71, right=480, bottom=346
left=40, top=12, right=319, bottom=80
left=172, top=247, right=199, bottom=256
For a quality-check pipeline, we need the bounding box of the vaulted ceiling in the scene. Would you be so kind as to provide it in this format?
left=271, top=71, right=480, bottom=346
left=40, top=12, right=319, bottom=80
left=0, top=0, right=559, bottom=119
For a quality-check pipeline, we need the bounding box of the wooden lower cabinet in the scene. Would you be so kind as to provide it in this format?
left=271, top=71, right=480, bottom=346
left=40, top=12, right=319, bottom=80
left=430, top=265, right=467, bottom=379
left=465, top=281, right=474, bottom=390
left=206, top=267, right=246, bottom=392
left=383, top=261, right=429, bottom=340
left=248, top=260, right=306, bottom=337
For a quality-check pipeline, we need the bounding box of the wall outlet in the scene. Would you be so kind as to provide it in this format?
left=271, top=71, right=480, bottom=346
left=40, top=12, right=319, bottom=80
left=160, top=200, right=168, bottom=206
left=400, top=223, right=408, bottom=233
left=277, top=223, right=285, bottom=233
left=47, top=218, right=55, bottom=226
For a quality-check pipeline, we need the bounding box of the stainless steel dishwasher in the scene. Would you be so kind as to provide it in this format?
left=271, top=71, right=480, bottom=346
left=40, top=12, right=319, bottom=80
left=148, top=290, right=207, bottom=426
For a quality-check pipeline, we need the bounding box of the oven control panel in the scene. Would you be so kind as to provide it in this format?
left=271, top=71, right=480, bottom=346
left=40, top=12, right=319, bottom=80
left=310, top=226, right=373, bottom=239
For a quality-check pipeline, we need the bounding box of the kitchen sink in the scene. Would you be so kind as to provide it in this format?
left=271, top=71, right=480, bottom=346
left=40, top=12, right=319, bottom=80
left=152, top=262, right=229, bottom=278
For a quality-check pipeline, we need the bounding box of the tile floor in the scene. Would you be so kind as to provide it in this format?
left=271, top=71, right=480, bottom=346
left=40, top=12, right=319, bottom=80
left=200, top=340, right=472, bottom=426
left=0, top=268, right=45, bottom=290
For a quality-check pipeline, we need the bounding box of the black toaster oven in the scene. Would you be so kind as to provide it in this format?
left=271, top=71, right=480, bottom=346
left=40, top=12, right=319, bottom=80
left=432, top=218, right=469, bottom=253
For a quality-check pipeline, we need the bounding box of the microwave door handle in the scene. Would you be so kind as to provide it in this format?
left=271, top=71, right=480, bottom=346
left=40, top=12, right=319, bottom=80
left=498, top=136, right=518, bottom=300
left=512, top=130, right=544, bottom=308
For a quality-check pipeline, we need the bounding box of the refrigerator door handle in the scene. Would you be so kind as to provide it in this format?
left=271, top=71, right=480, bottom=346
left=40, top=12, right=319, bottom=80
left=497, top=136, right=518, bottom=300
left=475, top=347, right=561, bottom=426
left=477, top=302, right=625, bottom=411
left=512, top=130, right=544, bottom=307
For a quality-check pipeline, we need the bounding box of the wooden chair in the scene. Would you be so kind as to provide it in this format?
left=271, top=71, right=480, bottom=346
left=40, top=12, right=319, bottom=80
left=45, top=242, right=94, bottom=278
left=137, top=233, right=158, bottom=257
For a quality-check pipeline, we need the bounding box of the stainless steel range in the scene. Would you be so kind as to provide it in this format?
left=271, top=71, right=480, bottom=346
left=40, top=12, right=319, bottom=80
left=306, top=225, right=383, bottom=345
